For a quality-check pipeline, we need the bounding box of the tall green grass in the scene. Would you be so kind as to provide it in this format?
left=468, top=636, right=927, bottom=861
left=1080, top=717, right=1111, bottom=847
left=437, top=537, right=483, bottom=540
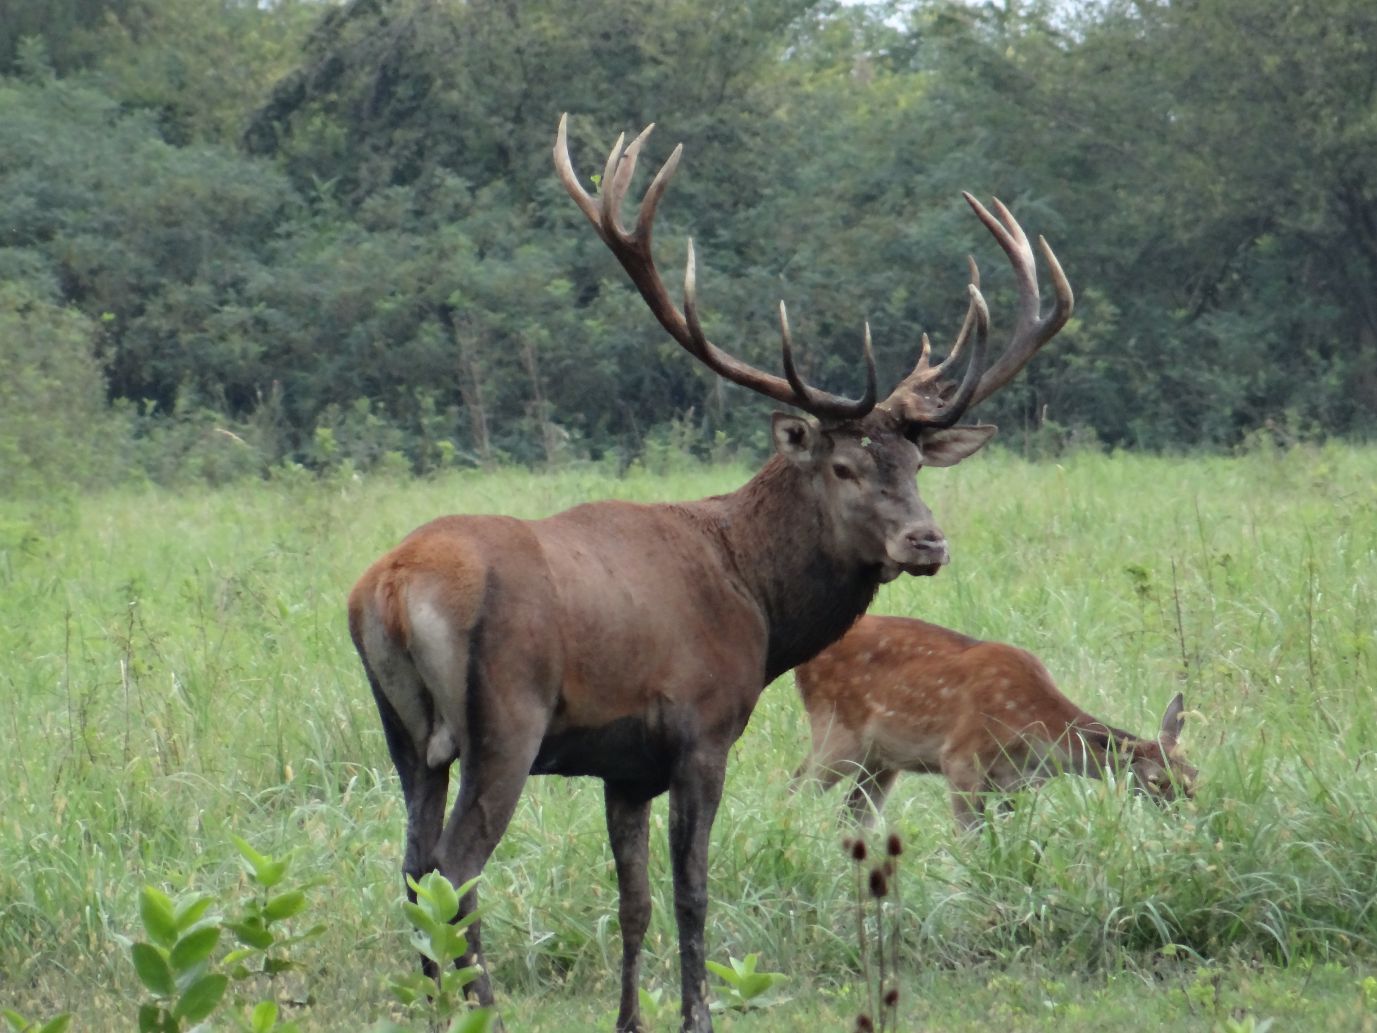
left=2, top=443, right=1375, bottom=1028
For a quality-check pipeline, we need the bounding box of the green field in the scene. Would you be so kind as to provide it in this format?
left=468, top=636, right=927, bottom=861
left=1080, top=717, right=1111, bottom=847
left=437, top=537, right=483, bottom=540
left=4, top=443, right=1376, bottom=1031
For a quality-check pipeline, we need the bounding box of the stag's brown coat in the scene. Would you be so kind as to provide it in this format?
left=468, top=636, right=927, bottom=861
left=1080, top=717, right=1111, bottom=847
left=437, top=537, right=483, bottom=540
left=348, top=116, right=1072, bottom=1033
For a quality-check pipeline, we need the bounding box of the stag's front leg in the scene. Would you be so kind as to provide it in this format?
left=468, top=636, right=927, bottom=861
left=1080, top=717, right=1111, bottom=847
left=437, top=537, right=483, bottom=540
left=668, top=749, right=729, bottom=1033
left=605, top=782, right=653, bottom=1033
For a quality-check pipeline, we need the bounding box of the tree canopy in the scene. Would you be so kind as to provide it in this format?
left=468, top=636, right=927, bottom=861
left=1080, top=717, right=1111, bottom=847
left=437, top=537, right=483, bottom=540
left=2, top=0, right=1374, bottom=485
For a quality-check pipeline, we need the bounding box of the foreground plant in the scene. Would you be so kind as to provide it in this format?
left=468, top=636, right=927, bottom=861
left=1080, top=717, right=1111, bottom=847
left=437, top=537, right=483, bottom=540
left=705, top=953, right=788, bottom=1012
left=380, top=871, right=495, bottom=1033
left=2, top=1011, right=70, bottom=1033
left=846, top=834, right=904, bottom=1033
left=128, top=837, right=320, bottom=1032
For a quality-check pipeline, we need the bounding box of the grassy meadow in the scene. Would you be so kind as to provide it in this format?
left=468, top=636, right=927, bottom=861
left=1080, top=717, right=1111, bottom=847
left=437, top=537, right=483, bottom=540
left=3, top=442, right=1376, bottom=1031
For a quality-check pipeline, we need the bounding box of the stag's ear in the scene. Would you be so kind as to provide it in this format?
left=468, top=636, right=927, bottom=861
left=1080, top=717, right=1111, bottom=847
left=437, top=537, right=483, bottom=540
left=916, top=424, right=997, bottom=467
left=771, top=412, right=820, bottom=466
left=1160, top=692, right=1186, bottom=746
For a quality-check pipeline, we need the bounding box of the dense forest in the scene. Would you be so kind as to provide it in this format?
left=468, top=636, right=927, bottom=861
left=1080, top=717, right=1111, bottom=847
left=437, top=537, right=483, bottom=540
left=3, top=0, right=1375, bottom=489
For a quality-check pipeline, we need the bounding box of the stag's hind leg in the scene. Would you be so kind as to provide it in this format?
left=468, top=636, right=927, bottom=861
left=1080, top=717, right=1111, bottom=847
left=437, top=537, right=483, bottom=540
left=606, top=782, right=653, bottom=1033
left=427, top=622, right=555, bottom=1010
left=350, top=618, right=453, bottom=978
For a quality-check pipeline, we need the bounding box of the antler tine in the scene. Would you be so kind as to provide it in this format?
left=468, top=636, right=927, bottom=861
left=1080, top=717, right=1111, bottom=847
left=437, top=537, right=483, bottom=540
left=930, top=256, right=982, bottom=380
left=597, top=132, right=630, bottom=241
left=555, top=115, right=880, bottom=422
left=961, top=192, right=1074, bottom=409
left=634, top=141, right=682, bottom=244
left=878, top=251, right=989, bottom=428
left=604, top=123, right=657, bottom=241
left=554, top=113, right=603, bottom=233
left=920, top=284, right=989, bottom=429
left=777, top=304, right=877, bottom=418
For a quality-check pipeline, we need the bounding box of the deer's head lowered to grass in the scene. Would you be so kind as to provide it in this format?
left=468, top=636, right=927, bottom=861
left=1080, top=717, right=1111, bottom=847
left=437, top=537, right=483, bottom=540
left=347, top=117, right=1071, bottom=1033
left=794, top=614, right=1197, bottom=830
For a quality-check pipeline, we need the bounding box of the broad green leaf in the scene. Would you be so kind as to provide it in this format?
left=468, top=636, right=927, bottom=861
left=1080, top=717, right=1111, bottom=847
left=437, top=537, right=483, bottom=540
left=131, top=943, right=175, bottom=997
left=264, top=890, right=307, bottom=922
left=172, top=972, right=228, bottom=1023
left=169, top=924, right=221, bottom=973
left=447, top=1009, right=497, bottom=1033
left=38, top=1017, right=72, bottom=1033
left=402, top=901, right=439, bottom=937
left=416, top=871, right=459, bottom=922
left=249, top=1000, right=278, bottom=1033
left=172, top=895, right=213, bottom=932
left=231, top=834, right=269, bottom=873
left=136, top=1003, right=162, bottom=1033
left=704, top=960, right=737, bottom=984
left=226, top=918, right=275, bottom=950
left=139, top=888, right=178, bottom=948
left=232, top=836, right=288, bottom=887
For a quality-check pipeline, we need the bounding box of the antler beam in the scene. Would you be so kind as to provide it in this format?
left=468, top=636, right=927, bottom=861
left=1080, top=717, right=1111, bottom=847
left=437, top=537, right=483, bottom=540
left=555, top=115, right=877, bottom=422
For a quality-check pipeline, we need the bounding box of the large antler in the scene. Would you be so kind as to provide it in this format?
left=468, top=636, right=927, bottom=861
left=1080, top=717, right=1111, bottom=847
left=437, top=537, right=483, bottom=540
left=554, top=114, right=877, bottom=421
left=882, top=194, right=1074, bottom=429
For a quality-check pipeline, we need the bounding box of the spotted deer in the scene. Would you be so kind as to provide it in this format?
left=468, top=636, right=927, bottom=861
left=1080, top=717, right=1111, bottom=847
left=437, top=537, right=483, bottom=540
left=347, top=117, right=1072, bottom=1033
left=794, top=614, right=1195, bottom=829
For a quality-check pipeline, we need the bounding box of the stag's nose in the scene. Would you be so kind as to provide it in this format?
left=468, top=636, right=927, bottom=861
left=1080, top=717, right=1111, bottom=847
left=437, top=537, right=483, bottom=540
left=904, top=528, right=946, bottom=554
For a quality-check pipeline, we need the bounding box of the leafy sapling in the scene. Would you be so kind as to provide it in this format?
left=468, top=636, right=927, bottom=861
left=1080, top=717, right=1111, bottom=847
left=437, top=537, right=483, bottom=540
left=385, top=871, right=495, bottom=1033
left=129, top=886, right=229, bottom=1033
left=705, top=953, right=788, bottom=1012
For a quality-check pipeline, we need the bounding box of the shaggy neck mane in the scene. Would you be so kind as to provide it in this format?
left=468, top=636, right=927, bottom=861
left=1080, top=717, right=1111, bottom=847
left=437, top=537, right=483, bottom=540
left=708, top=455, right=882, bottom=683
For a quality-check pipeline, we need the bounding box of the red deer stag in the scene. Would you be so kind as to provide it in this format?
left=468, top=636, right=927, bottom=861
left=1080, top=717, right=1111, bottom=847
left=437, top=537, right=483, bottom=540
left=794, top=614, right=1197, bottom=830
left=347, top=116, right=1071, bottom=1033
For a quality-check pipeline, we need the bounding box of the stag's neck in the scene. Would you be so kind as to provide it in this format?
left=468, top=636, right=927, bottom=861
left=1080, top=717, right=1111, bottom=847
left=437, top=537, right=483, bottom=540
left=705, top=456, right=882, bottom=684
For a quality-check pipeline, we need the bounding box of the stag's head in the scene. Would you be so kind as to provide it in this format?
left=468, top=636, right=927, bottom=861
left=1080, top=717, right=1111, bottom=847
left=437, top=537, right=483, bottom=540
left=555, top=117, right=1073, bottom=582
left=1125, top=692, right=1198, bottom=804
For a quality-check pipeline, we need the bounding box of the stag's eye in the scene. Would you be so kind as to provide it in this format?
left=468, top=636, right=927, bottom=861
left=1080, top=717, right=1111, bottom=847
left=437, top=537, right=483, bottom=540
left=832, top=462, right=857, bottom=481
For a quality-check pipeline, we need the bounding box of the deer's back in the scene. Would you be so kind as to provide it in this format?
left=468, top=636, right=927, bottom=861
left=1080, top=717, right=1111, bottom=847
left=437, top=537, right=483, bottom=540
left=795, top=614, right=1088, bottom=770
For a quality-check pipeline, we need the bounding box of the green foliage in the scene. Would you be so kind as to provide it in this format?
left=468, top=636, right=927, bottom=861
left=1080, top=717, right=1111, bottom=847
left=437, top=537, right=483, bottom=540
left=126, top=838, right=324, bottom=1033
left=3, top=451, right=1370, bottom=1027
left=705, top=953, right=788, bottom=1012
left=4, top=0, right=1376, bottom=477
left=130, top=886, right=230, bottom=1032
left=388, top=872, right=495, bottom=1033
left=1, top=1010, right=70, bottom=1033
left=0, top=281, right=130, bottom=495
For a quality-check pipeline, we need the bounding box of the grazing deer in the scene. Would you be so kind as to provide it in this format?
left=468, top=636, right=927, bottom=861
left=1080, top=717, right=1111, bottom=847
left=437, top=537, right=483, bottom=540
left=347, top=116, right=1071, bottom=1033
left=794, top=614, right=1196, bottom=830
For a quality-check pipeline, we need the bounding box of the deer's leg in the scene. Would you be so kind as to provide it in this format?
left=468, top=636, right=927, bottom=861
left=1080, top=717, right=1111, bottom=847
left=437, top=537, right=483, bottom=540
left=403, top=762, right=451, bottom=979
left=358, top=653, right=452, bottom=977
left=426, top=618, right=553, bottom=1009
left=941, top=754, right=989, bottom=833
left=844, top=765, right=900, bottom=827
left=668, top=748, right=729, bottom=1033
left=605, top=782, right=653, bottom=1033
left=430, top=718, right=543, bottom=1009
left=791, top=716, right=863, bottom=792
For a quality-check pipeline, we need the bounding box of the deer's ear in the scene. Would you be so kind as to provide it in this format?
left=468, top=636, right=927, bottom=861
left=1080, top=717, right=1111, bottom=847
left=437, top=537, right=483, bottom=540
left=771, top=412, right=820, bottom=466
left=1160, top=692, right=1186, bottom=745
left=916, top=424, right=997, bottom=467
